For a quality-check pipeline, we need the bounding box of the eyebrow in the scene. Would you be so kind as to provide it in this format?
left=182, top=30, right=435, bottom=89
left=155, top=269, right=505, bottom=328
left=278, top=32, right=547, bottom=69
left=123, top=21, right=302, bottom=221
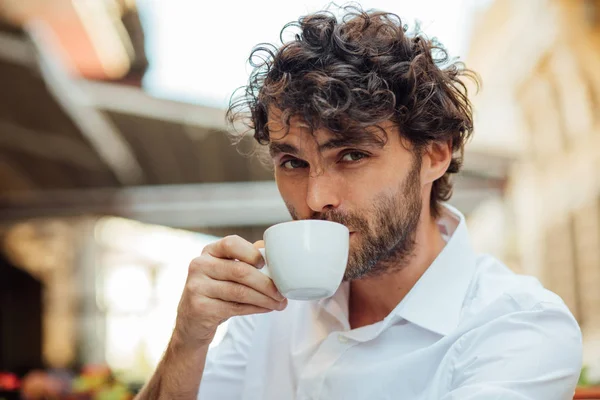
left=269, top=136, right=384, bottom=158
left=269, top=142, right=300, bottom=157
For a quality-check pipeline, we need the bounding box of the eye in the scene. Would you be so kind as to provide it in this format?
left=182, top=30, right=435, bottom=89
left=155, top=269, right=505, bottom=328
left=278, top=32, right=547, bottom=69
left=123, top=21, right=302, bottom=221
left=340, top=151, right=368, bottom=162
left=281, top=158, right=308, bottom=170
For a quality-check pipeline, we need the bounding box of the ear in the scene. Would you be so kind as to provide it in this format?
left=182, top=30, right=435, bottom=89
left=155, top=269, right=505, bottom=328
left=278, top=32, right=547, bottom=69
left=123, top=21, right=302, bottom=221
left=421, top=141, right=452, bottom=185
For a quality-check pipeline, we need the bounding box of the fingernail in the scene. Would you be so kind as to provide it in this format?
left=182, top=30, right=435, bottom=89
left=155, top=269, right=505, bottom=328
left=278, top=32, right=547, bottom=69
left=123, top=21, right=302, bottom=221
left=277, top=301, right=287, bottom=311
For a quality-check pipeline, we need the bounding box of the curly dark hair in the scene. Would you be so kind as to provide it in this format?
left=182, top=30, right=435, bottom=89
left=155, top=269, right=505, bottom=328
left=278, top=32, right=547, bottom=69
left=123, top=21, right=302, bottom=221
left=227, top=5, right=479, bottom=218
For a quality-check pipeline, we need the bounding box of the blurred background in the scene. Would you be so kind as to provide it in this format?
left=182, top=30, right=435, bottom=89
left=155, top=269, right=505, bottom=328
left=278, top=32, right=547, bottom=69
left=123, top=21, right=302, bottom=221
left=0, top=0, right=599, bottom=398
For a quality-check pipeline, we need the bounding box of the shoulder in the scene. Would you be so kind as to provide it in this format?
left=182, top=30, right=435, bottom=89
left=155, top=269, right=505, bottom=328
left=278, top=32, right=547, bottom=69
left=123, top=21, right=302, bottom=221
left=444, top=255, right=583, bottom=397
left=453, top=253, right=582, bottom=377
left=457, top=253, right=582, bottom=366
left=465, top=253, right=574, bottom=320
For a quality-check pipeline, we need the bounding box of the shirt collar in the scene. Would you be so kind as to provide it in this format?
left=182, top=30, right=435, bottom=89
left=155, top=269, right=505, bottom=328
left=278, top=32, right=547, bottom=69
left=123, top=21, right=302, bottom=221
left=318, top=203, right=477, bottom=336
left=393, top=204, right=477, bottom=336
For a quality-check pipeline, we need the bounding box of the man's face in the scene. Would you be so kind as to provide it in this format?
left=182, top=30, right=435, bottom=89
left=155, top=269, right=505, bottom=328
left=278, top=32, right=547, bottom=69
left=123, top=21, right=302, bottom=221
left=269, top=116, right=424, bottom=280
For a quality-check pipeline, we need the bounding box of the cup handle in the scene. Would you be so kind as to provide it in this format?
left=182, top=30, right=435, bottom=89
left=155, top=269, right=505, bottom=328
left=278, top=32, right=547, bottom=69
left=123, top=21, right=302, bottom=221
left=257, top=248, right=271, bottom=278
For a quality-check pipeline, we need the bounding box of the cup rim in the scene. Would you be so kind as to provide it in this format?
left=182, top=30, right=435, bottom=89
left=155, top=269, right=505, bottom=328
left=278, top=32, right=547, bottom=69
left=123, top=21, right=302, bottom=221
left=264, top=219, right=349, bottom=237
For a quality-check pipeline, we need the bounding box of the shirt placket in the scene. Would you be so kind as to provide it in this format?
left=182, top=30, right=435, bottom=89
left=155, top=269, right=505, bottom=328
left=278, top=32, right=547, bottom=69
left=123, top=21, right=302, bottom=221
left=295, top=331, right=357, bottom=400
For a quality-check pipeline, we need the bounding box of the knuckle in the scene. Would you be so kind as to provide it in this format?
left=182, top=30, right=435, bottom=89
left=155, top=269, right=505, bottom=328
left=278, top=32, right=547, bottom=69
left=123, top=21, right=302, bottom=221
left=188, top=257, right=199, bottom=269
left=229, top=284, right=248, bottom=300
left=221, top=235, right=241, bottom=251
left=188, top=255, right=207, bottom=272
left=184, top=280, right=199, bottom=294
left=190, top=296, right=210, bottom=315
left=201, top=242, right=214, bottom=255
left=230, top=263, right=249, bottom=280
left=184, top=277, right=207, bottom=295
left=202, top=239, right=222, bottom=255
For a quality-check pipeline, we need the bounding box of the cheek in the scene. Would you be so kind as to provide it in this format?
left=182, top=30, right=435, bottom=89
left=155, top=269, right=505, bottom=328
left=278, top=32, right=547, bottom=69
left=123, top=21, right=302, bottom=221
left=275, top=173, right=310, bottom=216
left=340, top=163, right=399, bottom=206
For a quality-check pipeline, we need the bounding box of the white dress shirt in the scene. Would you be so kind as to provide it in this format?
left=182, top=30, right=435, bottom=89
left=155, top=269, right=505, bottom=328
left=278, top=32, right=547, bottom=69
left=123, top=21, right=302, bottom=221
left=199, top=205, right=583, bottom=400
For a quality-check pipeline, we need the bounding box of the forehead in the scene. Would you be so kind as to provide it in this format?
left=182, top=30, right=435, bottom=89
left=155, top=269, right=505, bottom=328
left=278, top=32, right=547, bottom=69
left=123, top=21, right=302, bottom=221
left=267, top=112, right=319, bottom=140
left=267, top=117, right=339, bottom=161
left=266, top=108, right=395, bottom=143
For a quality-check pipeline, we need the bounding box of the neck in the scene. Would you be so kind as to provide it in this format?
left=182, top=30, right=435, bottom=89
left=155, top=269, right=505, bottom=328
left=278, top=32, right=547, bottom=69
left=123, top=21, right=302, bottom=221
left=348, top=209, right=447, bottom=330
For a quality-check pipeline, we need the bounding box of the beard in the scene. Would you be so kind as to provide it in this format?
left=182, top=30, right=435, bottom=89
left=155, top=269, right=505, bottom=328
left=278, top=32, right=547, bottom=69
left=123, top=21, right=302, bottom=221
left=286, top=158, right=423, bottom=281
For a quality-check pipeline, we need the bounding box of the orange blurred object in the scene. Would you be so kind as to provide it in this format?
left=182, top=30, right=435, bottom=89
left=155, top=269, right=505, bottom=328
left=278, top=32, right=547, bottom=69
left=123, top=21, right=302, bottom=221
left=575, top=387, right=600, bottom=399
left=0, top=0, right=132, bottom=79
left=20, top=370, right=62, bottom=400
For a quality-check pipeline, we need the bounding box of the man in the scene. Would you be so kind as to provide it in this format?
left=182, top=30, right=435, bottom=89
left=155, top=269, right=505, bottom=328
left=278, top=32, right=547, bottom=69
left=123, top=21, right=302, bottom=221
left=136, top=6, right=582, bottom=400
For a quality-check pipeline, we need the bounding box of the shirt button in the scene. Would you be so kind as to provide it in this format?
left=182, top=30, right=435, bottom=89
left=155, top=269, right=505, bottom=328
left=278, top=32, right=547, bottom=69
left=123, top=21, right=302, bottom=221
left=337, top=334, right=350, bottom=344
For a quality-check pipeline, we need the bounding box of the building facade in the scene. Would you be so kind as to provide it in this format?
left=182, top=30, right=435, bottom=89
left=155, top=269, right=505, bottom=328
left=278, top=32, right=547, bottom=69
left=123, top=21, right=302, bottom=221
left=466, top=0, right=600, bottom=376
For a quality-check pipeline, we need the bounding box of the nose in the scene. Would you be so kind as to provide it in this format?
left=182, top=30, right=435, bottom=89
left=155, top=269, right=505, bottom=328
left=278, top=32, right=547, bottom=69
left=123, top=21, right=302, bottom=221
left=305, top=169, right=341, bottom=214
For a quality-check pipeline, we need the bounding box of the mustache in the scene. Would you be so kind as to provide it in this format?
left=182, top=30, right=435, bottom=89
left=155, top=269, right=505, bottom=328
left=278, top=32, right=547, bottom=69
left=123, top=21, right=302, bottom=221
left=310, top=209, right=369, bottom=232
left=286, top=203, right=369, bottom=232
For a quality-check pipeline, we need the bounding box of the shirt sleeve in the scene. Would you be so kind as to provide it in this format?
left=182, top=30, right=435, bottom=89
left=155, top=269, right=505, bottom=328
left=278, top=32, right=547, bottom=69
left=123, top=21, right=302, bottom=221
left=198, top=315, right=256, bottom=400
left=442, top=301, right=583, bottom=400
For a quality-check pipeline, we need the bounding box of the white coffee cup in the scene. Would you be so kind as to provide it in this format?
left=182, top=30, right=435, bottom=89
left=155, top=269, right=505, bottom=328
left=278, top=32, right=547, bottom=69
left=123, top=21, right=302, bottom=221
left=258, top=220, right=349, bottom=301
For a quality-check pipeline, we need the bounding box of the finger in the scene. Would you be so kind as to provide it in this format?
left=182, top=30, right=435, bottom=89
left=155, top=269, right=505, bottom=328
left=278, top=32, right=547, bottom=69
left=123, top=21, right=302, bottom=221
left=194, top=297, right=275, bottom=323
left=203, top=235, right=264, bottom=267
left=211, top=298, right=276, bottom=319
left=201, top=258, right=284, bottom=301
left=253, top=240, right=266, bottom=266
left=205, top=280, right=287, bottom=311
